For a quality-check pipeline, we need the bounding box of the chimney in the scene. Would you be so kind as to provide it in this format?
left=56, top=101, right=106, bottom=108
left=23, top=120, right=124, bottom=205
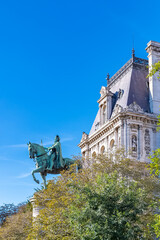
left=146, top=41, right=160, bottom=114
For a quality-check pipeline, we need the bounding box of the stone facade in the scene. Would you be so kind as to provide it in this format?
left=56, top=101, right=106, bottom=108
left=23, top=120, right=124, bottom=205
left=79, top=41, right=160, bottom=162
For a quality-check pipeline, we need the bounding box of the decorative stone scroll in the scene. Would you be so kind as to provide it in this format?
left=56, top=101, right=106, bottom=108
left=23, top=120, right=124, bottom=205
left=81, top=132, right=88, bottom=142
left=126, top=102, right=144, bottom=113
left=100, top=86, right=107, bottom=97
left=144, top=129, right=151, bottom=155
left=111, top=104, right=123, bottom=117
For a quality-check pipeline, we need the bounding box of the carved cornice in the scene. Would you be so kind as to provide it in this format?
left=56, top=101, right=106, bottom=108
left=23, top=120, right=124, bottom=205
left=146, top=45, right=160, bottom=54
left=79, top=106, right=158, bottom=150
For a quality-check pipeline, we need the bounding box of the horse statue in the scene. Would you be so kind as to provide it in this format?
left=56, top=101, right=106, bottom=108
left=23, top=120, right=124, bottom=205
left=28, top=135, right=80, bottom=188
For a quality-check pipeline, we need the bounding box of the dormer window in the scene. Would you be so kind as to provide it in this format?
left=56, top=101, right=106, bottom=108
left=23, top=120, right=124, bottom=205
left=118, top=89, right=124, bottom=99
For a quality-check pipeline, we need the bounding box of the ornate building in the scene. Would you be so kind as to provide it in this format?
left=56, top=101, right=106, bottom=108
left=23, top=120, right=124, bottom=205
left=79, top=41, right=160, bottom=162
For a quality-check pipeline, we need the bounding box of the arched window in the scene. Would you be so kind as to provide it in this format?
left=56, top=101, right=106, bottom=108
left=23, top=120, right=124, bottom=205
left=110, top=139, right=115, bottom=149
left=101, top=146, right=105, bottom=154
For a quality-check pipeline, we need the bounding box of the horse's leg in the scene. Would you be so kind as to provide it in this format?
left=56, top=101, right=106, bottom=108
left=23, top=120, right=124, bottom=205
left=32, top=167, right=45, bottom=184
left=40, top=173, right=47, bottom=189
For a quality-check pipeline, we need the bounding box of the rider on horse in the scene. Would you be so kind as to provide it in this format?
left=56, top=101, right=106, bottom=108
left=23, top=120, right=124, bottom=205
left=47, top=135, right=65, bottom=171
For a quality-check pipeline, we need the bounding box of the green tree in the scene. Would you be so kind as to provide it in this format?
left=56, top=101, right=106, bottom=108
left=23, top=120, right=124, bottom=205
left=0, top=202, right=32, bottom=240
left=28, top=150, right=159, bottom=239
left=68, top=173, right=152, bottom=240
left=0, top=203, right=18, bottom=225
left=148, top=61, right=160, bottom=79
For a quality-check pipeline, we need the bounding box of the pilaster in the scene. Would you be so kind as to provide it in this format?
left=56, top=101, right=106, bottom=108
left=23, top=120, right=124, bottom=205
left=138, top=125, right=143, bottom=160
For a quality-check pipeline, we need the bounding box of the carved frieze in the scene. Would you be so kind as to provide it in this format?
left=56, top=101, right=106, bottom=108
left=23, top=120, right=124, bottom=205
left=132, top=135, right=137, bottom=152
left=144, top=129, right=151, bottom=155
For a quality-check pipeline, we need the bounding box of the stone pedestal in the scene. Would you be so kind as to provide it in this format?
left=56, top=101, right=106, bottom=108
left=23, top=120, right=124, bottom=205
left=30, top=196, right=41, bottom=219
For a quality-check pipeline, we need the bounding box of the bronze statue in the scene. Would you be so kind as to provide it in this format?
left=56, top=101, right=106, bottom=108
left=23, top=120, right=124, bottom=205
left=28, top=135, right=80, bottom=188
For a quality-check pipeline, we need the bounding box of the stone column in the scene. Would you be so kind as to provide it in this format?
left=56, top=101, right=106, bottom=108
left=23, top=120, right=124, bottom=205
left=114, top=128, right=118, bottom=148
left=30, top=196, right=41, bottom=219
left=85, top=145, right=89, bottom=159
left=124, top=120, right=127, bottom=153
left=152, top=128, right=156, bottom=151
left=106, top=136, right=108, bottom=152
left=120, top=120, right=124, bottom=147
left=30, top=196, right=50, bottom=220
left=126, top=122, right=131, bottom=153
left=138, top=125, right=143, bottom=161
left=97, top=142, right=99, bottom=155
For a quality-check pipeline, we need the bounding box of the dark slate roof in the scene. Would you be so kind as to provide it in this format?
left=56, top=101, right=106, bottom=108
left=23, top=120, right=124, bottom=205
left=108, top=56, right=150, bottom=113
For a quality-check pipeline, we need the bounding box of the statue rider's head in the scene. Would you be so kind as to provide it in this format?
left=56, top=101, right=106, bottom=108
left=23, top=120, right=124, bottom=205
left=55, top=135, right=60, bottom=142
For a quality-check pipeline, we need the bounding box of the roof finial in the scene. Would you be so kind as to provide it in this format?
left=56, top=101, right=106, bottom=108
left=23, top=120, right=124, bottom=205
left=132, top=48, right=135, bottom=59
left=132, top=35, right=135, bottom=58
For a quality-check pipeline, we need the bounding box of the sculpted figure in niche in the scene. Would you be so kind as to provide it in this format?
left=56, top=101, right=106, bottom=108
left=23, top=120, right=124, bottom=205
left=132, top=135, right=137, bottom=152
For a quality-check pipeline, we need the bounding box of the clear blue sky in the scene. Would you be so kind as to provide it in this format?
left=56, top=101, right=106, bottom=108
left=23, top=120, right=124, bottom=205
left=0, top=0, right=160, bottom=205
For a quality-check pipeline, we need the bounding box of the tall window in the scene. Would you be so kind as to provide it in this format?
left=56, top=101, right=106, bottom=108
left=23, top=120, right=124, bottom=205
left=103, top=105, right=106, bottom=124
left=101, top=146, right=105, bottom=154
left=110, top=139, right=115, bottom=149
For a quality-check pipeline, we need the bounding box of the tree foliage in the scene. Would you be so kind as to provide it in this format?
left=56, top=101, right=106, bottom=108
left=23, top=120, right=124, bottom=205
left=0, top=202, right=32, bottom=240
left=147, top=61, right=160, bottom=79
left=0, top=203, right=19, bottom=225
left=149, top=148, right=160, bottom=176
left=68, top=173, right=151, bottom=240
left=27, top=150, right=160, bottom=239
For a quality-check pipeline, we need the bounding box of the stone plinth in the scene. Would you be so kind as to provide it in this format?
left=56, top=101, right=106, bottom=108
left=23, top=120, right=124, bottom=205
left=30, top=196, right=41, bottom=219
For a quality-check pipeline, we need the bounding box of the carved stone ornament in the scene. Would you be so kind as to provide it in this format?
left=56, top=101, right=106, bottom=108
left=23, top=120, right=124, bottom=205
left=111, top=104, right=123, bottom=117
left=126, top=102, right=144, bottom=113
left=100, top=86, right=107, bottom=97
left=81, top=132, right=88, bottom=142
left=144, top=129, right=151, bottom=155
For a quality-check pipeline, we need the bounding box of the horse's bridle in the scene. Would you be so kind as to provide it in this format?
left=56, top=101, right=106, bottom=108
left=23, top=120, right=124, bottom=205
left=37, top=152, right=48, bottom=158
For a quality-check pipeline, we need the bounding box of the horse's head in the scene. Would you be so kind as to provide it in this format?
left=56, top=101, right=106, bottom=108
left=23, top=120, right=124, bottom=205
left=28, top=142, right=36, bottom=159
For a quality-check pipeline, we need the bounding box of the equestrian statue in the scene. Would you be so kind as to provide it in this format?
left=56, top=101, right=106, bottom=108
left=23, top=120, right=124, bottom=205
left=28, top=135, right=80, bottom=188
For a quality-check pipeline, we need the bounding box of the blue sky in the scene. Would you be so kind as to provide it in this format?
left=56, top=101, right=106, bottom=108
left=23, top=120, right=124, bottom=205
left=0, top=0, right=160, bottom=205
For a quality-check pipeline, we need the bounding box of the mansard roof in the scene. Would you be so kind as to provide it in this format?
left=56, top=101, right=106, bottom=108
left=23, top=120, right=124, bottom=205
left=108, top=56, right=149, bottom=112
left=89, top=55, right=150, bottom=136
